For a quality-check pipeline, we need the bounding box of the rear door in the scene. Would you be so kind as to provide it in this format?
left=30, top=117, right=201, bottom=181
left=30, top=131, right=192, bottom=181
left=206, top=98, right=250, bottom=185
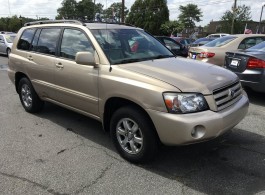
left=53, top=28, right=99, bottom=117
left=26, top=28, right=61, bottom=100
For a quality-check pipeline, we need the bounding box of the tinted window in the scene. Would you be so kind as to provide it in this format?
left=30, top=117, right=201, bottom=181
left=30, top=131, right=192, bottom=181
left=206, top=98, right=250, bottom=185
left=31, top=29, right=41, bottom=51
left=37, top=28, right=61, bottom=55
left=60, top=29, right=94, bottom=60
left=17, top=28, right=36, bottom=50
left=164, top=38, right=180, bottom=49
left=0, top=35, right=3, bottom=42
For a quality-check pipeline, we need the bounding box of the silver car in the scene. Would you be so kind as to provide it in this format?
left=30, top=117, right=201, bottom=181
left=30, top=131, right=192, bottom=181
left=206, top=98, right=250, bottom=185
left=0, top=32, right=16, bottom=57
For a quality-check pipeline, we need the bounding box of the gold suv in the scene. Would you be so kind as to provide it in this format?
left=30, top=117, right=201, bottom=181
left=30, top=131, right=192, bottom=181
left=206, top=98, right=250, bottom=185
left=8, top=20, right=249, bottom=163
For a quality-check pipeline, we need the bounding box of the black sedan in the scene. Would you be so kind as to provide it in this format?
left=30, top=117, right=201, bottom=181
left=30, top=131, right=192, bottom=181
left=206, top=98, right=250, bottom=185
left=155, top=36, right=188, bottom=57
left=225, top=41, right=265, bottom=93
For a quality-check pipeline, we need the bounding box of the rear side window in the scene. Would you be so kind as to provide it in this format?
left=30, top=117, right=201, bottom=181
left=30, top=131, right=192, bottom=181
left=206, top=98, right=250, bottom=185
left=36, top=28, right=61, bottom=55
left=17, top=28, right=36, bottom=51
left=238, top=37, right=265, bottom=49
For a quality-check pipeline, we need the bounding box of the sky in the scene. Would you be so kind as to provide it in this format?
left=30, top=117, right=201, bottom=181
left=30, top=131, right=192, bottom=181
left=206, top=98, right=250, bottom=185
left=0, top=0, right=263, bottom=26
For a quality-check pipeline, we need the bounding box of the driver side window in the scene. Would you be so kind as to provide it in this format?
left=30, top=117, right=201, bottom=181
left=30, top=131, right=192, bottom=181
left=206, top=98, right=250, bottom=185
left=60, top=28, right=94, bottom=60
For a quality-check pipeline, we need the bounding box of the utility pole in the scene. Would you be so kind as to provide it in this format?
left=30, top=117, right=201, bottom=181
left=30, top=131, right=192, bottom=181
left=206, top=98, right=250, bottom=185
left=121, top=0, right=125, bottom=23
left=257, top=3, right=265, bottom=33
left=231, top=0, right=237, bottom=34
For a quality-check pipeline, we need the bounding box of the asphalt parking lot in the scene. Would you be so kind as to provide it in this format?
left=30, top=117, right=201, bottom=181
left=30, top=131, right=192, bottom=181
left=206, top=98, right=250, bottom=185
left=1, top=55, right=265, bottom=195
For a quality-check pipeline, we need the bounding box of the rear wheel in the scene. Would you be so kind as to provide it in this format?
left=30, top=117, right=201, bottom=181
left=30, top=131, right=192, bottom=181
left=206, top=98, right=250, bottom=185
left=18, top=78, right=44, bottom=113
left=110, top=106, right=158, bottom=163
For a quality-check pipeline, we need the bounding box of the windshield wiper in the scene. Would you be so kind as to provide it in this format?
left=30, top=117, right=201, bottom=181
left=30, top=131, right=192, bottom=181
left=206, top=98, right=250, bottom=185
left=113, top=58, right=141, bottom=64
left=152, top=55, right=175, bottom=59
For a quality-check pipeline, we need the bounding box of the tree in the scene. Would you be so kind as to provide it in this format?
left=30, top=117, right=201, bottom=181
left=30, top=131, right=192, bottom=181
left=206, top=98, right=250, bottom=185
left=126, top=0, right=169, bottom=35
left=220, top=5, right=251, bottom=34
left=178, top=4, right=202, bottom=29
left=102, top=2, right=128, bottom=22
left=57, top=0, right=78, bottom=19
left=160, top=21, right=184, bottom=36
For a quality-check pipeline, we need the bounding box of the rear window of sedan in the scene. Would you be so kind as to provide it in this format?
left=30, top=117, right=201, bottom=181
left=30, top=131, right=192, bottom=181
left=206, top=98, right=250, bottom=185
left=204, top=36, right=237, bottom=47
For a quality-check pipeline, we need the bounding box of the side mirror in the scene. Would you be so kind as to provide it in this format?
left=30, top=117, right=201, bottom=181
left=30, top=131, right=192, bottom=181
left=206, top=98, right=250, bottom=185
left=75, top=51, right=96, bottom=66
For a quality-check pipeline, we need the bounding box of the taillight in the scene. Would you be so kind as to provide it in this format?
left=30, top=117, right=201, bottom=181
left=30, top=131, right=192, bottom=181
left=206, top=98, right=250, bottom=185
left=198, top=52, right=215, bottom=58
left=247, top=57, right=265, bottom=69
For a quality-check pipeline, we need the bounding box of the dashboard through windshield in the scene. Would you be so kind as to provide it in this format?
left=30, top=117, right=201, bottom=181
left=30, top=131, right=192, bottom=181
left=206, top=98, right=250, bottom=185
left=90, top=29, right=174, bottom=64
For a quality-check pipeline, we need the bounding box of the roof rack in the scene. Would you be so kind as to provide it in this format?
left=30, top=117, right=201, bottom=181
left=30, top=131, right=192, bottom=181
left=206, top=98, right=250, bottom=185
left=24, top=20, right=86, bottom=27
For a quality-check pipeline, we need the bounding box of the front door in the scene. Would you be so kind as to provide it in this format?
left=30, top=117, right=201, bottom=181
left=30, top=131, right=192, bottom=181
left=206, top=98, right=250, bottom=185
left=53, top=28, right=99, bottom=117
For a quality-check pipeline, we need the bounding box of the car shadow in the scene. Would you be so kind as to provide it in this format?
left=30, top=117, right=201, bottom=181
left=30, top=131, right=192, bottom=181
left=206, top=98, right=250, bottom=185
left=37, top=102, right=265, bottom=195
left=245, top=88, right=265, bottom=106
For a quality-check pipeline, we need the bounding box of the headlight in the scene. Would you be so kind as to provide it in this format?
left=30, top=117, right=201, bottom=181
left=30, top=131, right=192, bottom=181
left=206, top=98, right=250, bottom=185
left=163, top=93, right=208, bottom=114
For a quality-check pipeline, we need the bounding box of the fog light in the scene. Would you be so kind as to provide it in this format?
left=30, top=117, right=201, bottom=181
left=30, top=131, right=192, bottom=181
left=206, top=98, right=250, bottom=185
left=191, top=125, right=206, bottom=139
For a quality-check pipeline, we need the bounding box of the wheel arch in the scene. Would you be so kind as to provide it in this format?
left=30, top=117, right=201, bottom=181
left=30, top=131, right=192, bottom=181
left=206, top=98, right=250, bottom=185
left=15, top=72, right=29, bottom=93
left=103, top=97, right=160, bottom=141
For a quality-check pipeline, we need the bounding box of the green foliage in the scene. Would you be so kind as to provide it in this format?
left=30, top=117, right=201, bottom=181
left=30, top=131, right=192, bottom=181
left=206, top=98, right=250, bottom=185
left=0, top=16, right=47, bottom=32
left=57, top=0, right=78, bottom=19
left=178, top=4, right=202, bottom=29
left=102, top=2, right=129, bottom=22
left=126, top=0, right=169, bottom=35
left=76, top=0, right=95, bottom=20
left=160, top=20, right=184, bottom=36
left=220, top=5, right=251, bottom=34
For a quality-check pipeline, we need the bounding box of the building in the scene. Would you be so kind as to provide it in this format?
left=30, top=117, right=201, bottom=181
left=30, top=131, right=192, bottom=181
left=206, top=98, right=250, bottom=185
left=207, top=20, right=265, bottom=34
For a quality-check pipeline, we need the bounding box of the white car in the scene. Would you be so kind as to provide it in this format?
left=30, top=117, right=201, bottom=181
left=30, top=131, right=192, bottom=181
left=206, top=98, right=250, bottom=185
left=206, top=33, right=229, bottom=39
left=0, top=32, right=16, bottom=57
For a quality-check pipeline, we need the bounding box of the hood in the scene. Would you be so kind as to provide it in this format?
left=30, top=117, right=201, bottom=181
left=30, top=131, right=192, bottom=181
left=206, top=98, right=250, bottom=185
left=119, top=57, right=238, bottom=94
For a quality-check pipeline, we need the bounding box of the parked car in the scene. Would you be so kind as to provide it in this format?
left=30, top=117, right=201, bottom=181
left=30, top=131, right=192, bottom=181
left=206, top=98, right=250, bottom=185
left=0, top=32, right=16, bottom=57
left=8, top=20, right=249, bottom=163
left=225, top=41, right=265, bottom=93
left=155, top=36, right=188, bottom=57
left=171, top=37, right=194, bottom=48
left=189, top=37, right=215, bottom=47
left=188, top=34, right=265, bottom=66
left=206, top=33, right=229, bottom=39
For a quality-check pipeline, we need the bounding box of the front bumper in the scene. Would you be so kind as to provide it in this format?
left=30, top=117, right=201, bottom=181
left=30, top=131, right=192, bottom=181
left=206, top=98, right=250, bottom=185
left=146, top=92, right=249, bottom=145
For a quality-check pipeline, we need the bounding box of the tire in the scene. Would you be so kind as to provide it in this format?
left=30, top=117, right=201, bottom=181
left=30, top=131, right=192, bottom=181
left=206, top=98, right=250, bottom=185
left=110, top=106, right=158, bottom=163
left=18, top=78, right=44, bottom=113
left=6, top=48, right=11, bottom=58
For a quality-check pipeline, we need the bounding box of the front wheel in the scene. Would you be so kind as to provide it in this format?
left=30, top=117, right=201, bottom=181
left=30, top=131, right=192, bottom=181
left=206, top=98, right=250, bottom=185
left=110, top=106, right=158, bottom=163
left=18, top=78, right=44, bottom=113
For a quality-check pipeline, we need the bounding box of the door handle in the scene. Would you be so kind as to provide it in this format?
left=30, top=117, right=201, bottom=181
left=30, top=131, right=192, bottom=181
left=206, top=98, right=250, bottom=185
left=55, top=62, right=64, bottom=69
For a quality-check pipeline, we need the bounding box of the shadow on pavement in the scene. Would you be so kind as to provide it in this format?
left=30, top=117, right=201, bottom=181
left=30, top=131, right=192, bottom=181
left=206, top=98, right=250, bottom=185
left=245, top=88, right=265, bottom=107
left=37, top=102, right=265, bottom=195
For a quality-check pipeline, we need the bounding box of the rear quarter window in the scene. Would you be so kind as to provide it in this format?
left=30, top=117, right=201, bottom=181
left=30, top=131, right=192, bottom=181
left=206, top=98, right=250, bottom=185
left=17, top=28, right=36, bottom=51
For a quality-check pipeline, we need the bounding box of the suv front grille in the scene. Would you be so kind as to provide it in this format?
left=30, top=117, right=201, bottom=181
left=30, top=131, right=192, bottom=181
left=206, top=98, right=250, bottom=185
left=213, top=81, right=242, bottom=111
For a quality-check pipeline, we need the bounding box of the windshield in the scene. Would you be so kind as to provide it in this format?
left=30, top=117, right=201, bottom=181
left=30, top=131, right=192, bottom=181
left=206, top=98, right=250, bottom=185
left=90, top=29, right=174, bottom=64
left=204, top=36, right=237, bottom=47
left=4, top=35, right=16, bottom=43
left=246, top=41, right=265, bottom=52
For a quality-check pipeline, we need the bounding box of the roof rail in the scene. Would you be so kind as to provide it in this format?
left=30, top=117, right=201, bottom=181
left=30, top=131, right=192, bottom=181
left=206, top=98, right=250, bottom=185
left=24, top=20, right=86, bottom=27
